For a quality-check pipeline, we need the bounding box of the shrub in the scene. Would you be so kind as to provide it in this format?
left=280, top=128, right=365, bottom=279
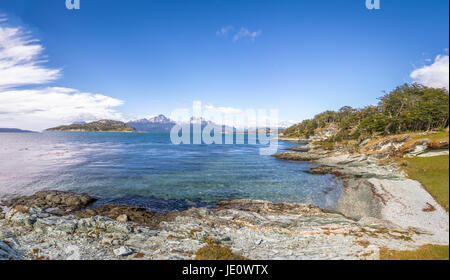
left=194, top=241, right=247, bottom=260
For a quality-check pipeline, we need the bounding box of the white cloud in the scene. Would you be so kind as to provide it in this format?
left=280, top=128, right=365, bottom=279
left=0, top=24, right=61, bottom=89
left=0, top=87, right=124, bottom=131
left=0, top=17, right=125, bottom=131
left=410, top=54, right=449, bottom=90
left=233, top=28, right=262, bottom=42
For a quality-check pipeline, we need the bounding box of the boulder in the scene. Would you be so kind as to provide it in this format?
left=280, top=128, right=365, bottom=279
left=116, top=214, right=129, bottom=223
left=9, top=211, right=36, bottom=227
left=113, top=246, right=135, bottom=257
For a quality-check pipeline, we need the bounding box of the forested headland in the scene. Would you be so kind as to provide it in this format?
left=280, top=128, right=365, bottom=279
left=284, top=84, right=449, bottom=140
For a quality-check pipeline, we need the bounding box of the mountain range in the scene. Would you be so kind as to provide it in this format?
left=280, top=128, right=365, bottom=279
left=39, top=114, right=289, bottom=133
left=127, top=115, right=238, bottom=133
left=0, top=128, right=35, bottom=133
left=127, top=115, right=176, bottom=132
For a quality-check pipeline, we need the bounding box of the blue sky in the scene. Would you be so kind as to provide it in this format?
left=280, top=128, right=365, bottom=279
left=0, top=0, right=449, bottom=130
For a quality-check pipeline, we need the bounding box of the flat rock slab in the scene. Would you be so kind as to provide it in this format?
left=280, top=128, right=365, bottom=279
left=216, top=199, right=325, bottom=216
left=416, top=150, right=449, bottom=157
left=368, top=178, right=449, bottom=245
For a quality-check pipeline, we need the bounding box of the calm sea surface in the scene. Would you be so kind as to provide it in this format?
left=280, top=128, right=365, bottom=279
left=0, top=132, right=341, bottom=212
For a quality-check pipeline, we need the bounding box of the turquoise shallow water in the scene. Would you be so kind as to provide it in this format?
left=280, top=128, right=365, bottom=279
left=0, top=132, right=342, bottom=212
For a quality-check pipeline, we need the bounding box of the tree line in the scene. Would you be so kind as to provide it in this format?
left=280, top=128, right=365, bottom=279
left=284, top=83, right=449, bottom=140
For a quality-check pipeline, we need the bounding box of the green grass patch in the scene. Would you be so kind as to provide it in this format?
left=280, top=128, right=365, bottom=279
left=380, top=245, right=449, bottom=260
left=411, top=131, right=449, bottom=142
left=399, top=155, right=449, bottom=211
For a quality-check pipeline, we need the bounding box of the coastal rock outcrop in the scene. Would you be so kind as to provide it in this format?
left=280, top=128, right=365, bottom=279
left=286, top=146, right=311, bottom=152
left=273, top=151, right=329, bottom=161
left=272, top=142, right=449, bottom=246
left=359, top=133, right=449, bottom=158
left=1, top=190, right=97, bottom=215
left=312, top=123, right=340, bottom=141
left=216, top=199, right=325, bottom=216
left=0, top=197, right=433, bottom=260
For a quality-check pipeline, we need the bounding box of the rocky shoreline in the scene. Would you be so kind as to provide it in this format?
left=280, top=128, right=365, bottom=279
left=0, top=193, right=435, bottom=260
left=275, top=138, right=449, bottom=243
left=1, top=139, right=449, bottom=260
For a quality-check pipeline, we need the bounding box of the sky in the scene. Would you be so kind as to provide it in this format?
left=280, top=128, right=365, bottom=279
left=0, top=0, right=449, bottom=131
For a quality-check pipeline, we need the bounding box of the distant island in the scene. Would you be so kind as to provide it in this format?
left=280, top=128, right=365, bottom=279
left=46, top=120, right=137, bottom=132
left=0, top=128, right=35, bottom=133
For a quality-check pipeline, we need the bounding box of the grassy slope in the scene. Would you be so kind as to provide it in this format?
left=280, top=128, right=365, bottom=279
left=380, top=245, right=449, bottom=260
left=387, top=154, right=449, bottom=260
left=411, top=130, right=449, bottom=142
left=401, top=155, right=449, bottom=211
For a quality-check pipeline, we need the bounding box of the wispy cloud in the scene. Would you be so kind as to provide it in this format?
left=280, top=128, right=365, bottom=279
left=0, top=17, right=124, bottom=131
left=216, top=26, right=233, bottom=36
left=216, top=26, right=262, bottom=42
left=0, top=24, right=61, bottom=89
left=410, top=54, right=449, bottom=90
left=233, top=28, right=262, bottom=42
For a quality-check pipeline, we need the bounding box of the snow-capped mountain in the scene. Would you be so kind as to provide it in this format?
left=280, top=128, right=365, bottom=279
left=277, top=120, right=299, bottom=129
left=127, top=115, right=176, bottom=132
left=127, top=114, right=292, bottom=133
left=136, top=114, right=173, bottom=124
